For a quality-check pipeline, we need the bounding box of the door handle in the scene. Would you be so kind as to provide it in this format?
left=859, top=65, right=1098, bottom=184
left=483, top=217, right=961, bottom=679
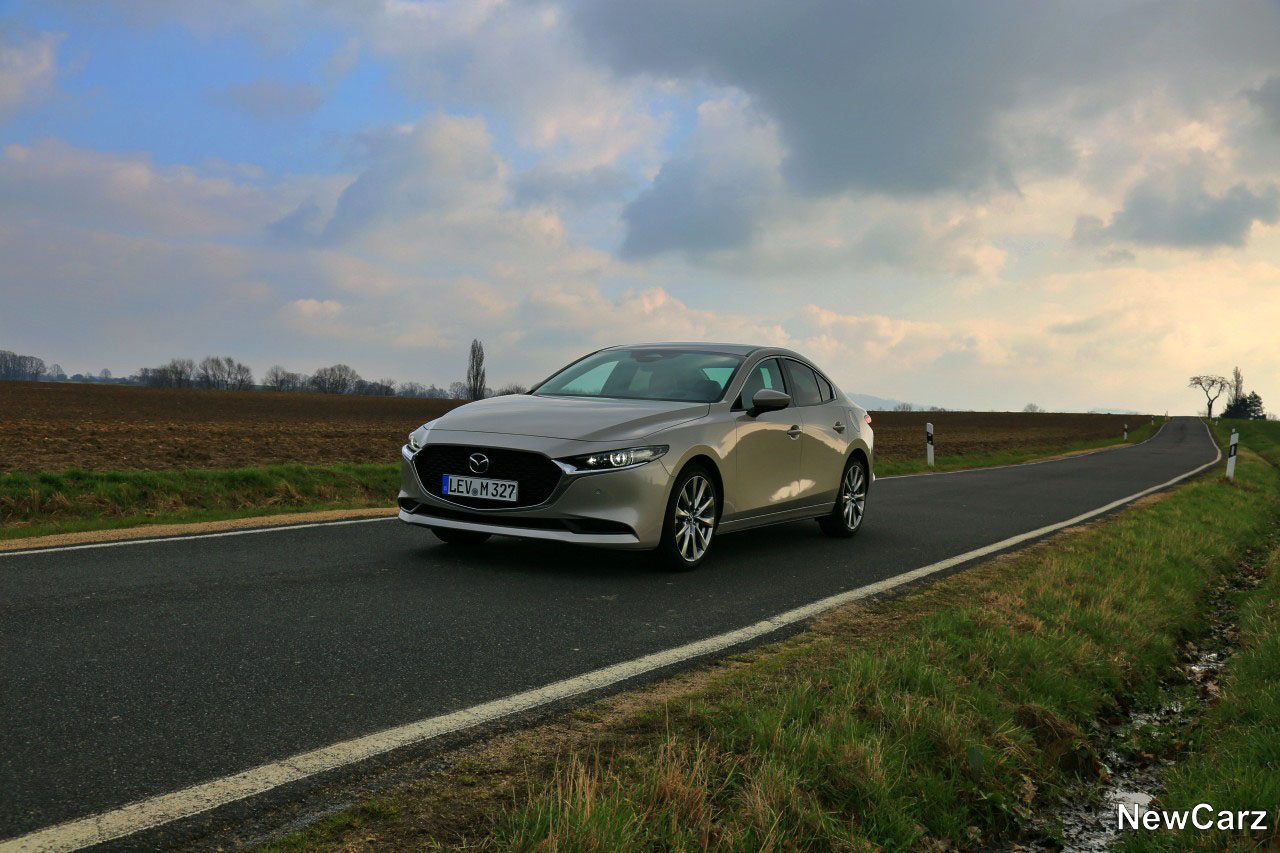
left=787, top=425, right=802, bottom=438
left=833, top=421, right=846, bottom=433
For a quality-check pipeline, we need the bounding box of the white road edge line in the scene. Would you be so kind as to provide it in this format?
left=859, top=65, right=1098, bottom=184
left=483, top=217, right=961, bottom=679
left=878, top=419, right=1168, bottom=480
left=0, top=516, right=396, bottom=558
left=0, top=421, right=1222, bottom=853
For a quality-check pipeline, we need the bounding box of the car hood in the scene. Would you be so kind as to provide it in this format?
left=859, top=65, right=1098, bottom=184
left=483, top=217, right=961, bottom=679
left=427, top=395, right=709, bottom=442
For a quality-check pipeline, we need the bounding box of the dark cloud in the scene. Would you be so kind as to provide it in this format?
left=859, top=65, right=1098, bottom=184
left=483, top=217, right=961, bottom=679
left=513, top=164, right=632, bottom=208
left=620, top=157, right=761, bottom=258
left=567, top=0, right=1280, bottom=256
left=1245, top=74, right=1280, bottom=131
left=1074, top=168, right=1280, bottom=249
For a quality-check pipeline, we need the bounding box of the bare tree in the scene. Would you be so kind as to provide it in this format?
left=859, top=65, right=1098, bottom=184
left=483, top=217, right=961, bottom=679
left=465, top=339, right=487, bottom=401
left=263, top=365, right=305, bottom=392
left=1023, top=403, right=1043, bottom=413
left=99, top=368, right=112, bottom=382
left=0, top=350, right=48, bottom=380
left=1189, top=375, right=1229, bottom=418
left=399, top=382, right=450, bottom=398
left=1230, top=366, right=1244, bottom=407
left=493, top=383, right=528, bottom=396
left=448, top=380, right=469, bottom=400
left=311, top=364, right=360, bottom=394
left=892, top=402, right=913, bottom=412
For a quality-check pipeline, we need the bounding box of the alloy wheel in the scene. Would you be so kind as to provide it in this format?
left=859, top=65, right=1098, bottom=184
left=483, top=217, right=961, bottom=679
left=841, top=464, right=866, bottom=531
left=673, top=474, right=716, bottom=563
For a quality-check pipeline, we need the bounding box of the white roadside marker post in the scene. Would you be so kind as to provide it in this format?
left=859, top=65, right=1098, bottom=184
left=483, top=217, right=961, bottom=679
left=926, top=421, right=935, bottom=468
left=1124, top=423, right=1128, bottom=441
left=1226, top=430, right=1238, bottom=482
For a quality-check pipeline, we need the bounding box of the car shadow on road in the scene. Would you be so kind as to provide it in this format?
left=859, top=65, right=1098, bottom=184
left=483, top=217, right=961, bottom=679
left=403, top=518, right=837, bottom=581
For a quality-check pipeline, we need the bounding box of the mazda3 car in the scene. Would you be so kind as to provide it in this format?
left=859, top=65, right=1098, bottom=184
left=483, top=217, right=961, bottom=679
left=398, top=343, right=873, bottom=569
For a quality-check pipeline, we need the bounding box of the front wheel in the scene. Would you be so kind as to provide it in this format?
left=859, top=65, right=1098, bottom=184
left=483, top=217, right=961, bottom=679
left=818, top=457, right=867, bottom=538
left=430, top=526, right=492, bottom=546
left=657, top=466, right=718, bottom=571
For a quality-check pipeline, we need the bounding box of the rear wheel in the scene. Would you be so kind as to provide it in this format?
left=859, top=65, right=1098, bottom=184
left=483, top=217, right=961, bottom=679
left=430, top=527, right=492, bottom=546
left=657, top=466, right=718, bottom=571
left=818, top=457, right=867, bottom=538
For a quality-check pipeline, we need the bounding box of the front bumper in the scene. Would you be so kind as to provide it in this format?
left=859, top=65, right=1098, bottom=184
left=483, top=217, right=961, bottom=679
left=397, top=435, right=673, bottom=549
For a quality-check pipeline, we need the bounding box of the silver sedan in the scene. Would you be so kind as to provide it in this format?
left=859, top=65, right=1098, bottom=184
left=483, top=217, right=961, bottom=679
left=398, top=343, right=874, bottom=570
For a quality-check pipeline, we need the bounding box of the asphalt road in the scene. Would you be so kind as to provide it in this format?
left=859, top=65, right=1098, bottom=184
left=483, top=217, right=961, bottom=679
left=0, top=417, right=1219, bottom=844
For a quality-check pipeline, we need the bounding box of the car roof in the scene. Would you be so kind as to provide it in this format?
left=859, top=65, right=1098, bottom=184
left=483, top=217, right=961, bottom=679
left=606, top=342, right=763, bottom=356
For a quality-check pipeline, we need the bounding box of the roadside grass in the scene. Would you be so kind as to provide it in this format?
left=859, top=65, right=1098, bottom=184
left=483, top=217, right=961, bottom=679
left=875, top=417, right=1160, bottom=476
left=1119, top=417, right=1280, bottom=852
left=263, top=433, right=1277, bottom=850
left=0, top=464, right=398, bottom=541
left=1212, top=417, right=1280, bottom=468
left=1121, top=537, right=1280, bottom=852
left=3, top=420, right=1161, bottom=541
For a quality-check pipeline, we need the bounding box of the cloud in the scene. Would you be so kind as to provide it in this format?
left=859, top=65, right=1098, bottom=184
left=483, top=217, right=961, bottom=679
left=1245, top=74, right=1280, bottom=132
left=320, top=114, right=506, bottom=243
left=1074, top=166, right=1280, bottom=249
left=0, top=30, right=60, bottom=121
left=570, top=1, right=1280, bottom=194
left=215, top=79, right=327, bottom=119
left=0, top=139, right=301, bottom=237
left=513, top=163, right=631, bottom=208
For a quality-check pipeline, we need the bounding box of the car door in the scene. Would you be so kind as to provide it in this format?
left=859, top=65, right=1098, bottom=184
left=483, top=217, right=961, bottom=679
left=783, top=359, right=848, bottom=508
left=725, top=357, right=805, bottom=520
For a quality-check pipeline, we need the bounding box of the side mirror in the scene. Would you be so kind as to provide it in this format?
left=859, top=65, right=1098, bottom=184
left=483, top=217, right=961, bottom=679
left=748, top=388, right=791, bottom=417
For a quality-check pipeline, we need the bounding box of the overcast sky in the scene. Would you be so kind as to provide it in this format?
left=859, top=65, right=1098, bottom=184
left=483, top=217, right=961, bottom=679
left=1, top=0, right=1277, bottom=413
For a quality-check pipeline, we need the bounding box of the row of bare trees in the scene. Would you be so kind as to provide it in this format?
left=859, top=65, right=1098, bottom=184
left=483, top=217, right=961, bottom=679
left=138, top=357, right=254, bottom=390
left=3, top=342, right=527, bottom=399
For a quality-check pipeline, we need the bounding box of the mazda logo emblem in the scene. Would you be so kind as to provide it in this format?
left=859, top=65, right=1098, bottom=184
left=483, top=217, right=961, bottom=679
left=468, top=452, right=490, bottom=474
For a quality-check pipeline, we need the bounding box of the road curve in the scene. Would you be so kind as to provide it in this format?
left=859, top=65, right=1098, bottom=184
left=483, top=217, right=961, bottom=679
left=0, top=417, right=1219, bottom=847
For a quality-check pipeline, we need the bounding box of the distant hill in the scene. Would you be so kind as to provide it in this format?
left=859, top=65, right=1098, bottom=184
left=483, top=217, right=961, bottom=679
left=848, top=391, right=911, bottom=411
left=1088, top=407, right=1144, bottom=415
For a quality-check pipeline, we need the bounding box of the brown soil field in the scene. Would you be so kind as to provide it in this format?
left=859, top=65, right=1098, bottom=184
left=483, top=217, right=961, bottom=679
left=867, top=410, right=1150, bottom=461
left=0, top=381, right=1149, bottom=472
left=1, top=381, right=462, bottom=472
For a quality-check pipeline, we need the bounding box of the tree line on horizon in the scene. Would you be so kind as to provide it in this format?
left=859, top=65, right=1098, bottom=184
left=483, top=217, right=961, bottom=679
left=0, top=340, right=525, bottom=401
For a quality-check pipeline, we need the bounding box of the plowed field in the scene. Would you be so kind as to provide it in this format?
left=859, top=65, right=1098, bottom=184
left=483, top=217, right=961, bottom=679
left=0, top=381, right=1148, bottom=472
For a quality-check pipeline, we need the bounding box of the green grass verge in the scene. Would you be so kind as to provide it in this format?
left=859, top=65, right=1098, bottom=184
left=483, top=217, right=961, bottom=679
left=1121, top=538, right=1280, bottom=852
left=1119, top=418, right=1280, bottom=852
left=264, top=428, right=1278, bottom=850
left=0, top=463, right=398, bottom=541
left=875, top=418, right=1160, bottom=476
left=1212, top=416, right=1280, bottom=468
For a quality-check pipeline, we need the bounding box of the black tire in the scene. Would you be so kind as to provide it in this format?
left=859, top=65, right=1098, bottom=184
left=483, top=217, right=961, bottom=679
left=818, top=456, right=868, bottom=538
left=657, top=464, right=719, bottom=571
left=430, top=526, right=492, bottom=546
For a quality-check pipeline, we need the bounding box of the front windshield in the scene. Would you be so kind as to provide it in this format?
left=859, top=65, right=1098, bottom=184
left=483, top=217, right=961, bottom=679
left=534, top=350, right=744, bottom=403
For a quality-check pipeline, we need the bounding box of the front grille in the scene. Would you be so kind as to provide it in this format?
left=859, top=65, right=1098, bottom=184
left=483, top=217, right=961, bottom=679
left=412, top=444, right=563, bottom=509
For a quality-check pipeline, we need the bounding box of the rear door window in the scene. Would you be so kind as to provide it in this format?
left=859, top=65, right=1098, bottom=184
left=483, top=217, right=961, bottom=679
left=784, top=361, right=823, bottom=406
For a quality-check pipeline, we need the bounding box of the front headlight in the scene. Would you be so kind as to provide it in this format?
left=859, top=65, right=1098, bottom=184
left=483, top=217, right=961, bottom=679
left=559, top=445, right=668, bottom=472
left=407, top=419, right=436, bottom=452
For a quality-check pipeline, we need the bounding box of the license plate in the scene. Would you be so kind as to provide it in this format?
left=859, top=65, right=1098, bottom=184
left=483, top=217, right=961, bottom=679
left=442, top=474, right=519, bottom=502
